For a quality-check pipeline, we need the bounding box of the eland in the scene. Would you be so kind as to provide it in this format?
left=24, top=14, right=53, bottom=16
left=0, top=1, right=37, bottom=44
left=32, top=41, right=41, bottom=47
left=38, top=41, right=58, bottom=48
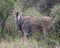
left=14, top=12, right=53, bottom=39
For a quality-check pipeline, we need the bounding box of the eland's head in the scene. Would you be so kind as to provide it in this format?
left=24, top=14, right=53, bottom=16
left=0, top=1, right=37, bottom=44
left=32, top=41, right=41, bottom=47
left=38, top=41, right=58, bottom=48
left=14, top=12, right=23, bottom=20
left=15, top=12, right=19, bottom=17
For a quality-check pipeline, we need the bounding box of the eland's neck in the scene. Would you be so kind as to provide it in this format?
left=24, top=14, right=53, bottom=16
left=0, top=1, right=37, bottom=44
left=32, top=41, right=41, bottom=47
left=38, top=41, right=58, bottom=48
left=15, top=16, right=18, bottom=23
left=15, top=15, right=21, bottom=25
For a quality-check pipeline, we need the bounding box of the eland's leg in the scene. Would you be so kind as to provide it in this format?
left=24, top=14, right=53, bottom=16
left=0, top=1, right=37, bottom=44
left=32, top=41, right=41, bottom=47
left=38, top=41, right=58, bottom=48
left=22, top=20, right=30, bottom=40
left=42, top=26, right=48, bottom=39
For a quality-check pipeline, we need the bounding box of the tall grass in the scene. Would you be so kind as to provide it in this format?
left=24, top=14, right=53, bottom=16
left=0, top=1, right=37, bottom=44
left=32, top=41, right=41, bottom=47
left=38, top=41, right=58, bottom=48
left=0, top=38, right=60, bottom=48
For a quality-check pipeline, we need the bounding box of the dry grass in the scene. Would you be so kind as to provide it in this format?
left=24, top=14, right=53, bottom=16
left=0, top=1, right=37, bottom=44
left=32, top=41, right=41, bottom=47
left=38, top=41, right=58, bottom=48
left=0, top=37, right=60, bottom=48
left=0, top=38, right=48, bottom=48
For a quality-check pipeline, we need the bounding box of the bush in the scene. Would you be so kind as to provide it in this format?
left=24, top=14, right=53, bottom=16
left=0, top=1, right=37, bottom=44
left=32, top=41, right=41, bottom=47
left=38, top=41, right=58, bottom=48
left=50, top=3, right=60, bottom=43
left=0, top=0, right=15, bottom=39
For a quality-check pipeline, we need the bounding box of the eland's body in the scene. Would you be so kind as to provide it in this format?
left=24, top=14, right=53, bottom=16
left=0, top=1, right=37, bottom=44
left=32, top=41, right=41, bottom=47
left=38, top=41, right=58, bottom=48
left=15, top=12, right=53, bottom=38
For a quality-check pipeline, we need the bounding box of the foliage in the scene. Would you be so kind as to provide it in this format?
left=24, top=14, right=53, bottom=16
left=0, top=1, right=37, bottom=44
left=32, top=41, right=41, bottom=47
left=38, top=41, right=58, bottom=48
left=50, top=3, right=60, bottom=43
left=0, top=0, right=15, bottom=39
left=18, top=0, right=60, bottom=16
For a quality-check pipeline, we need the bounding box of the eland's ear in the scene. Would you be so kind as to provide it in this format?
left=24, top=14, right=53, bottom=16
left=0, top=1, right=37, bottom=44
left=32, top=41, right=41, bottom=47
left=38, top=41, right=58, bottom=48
left=20, top=12, right=23, bottom=16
